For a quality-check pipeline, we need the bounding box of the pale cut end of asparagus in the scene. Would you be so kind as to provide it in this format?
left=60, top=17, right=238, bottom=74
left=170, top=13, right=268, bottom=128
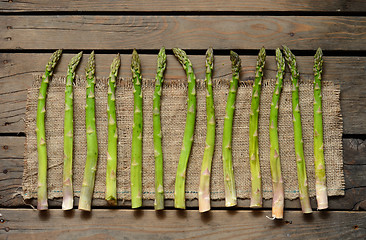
left=271, top=181, right=284, bottom=219
left=37, top=199, right=48, bottom=211
left=62, top=193, right=74, bottom=210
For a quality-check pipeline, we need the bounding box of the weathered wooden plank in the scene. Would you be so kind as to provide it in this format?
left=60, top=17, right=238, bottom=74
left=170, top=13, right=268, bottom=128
left=343, top=138, right=366, bottom=165
left=1, top=16, right=365, bottom=51
left=1, top=53, right=365, bottom=134
left=1, top=136, right=365, bottom=210
left=1, top=0, right=365, bottom=12
left=0, top=209, right=365, bottom=239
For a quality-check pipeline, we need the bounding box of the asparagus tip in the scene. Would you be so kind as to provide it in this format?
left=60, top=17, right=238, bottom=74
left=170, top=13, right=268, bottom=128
left=314, top=47, right=323, bottom=69
left=111, top=53, right=121, bottom=76
left=159, top=46, right=166, bottom=54
left=205, top=47, right=214, bottom=67
left=46, top=49, right=63, bottom=72
left=230, top=50, right=241, bottom=73
left=282, top=45, right=297, bottom=68
left=68, top=51, right=83, bottom=72
left=315, top=47, right=323, bottom=57
left=86, top=51, right=96, bottom=77
left=157, top=47, right=167, bottom=71
left=275, top=48, right=285, bottom=72
left=131, top=49, right=141, bottom=74
left=172, top=47, right=183, bottom=54
left=172, top=48, right=190, bottom=67
left=259, top=47, right=266, bottom=57
left=256, top=47, right=266, bottom=69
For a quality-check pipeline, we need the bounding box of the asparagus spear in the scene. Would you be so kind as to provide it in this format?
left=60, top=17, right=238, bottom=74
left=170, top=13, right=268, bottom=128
left=269, top=48, right=285, bottom=218
left=62, top=51, right=82, bottom=210
left=105, top=54, right=121, bottom=206
left=222, top=50, right=241, bottom=207
left=79, top=51, right=98, bottom=211
left=198, top=48, right=216, bottom=213
left=283, top=45, right=312, bottom=214
left=36, top=49, right=62, bottom=210
left=153, top=47, right=167, bottom=210
left=173, top=48, right=197, bottom=209
left=313, top=48, right=328, bottom=210
left=131, top=49, right=143, bottom=209
left=249, top=47, right=266, bottom=208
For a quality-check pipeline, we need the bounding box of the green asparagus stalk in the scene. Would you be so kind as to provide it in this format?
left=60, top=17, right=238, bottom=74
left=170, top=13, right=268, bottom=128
left=153, top=47, right=167, bottom=210
left=79, top=51, right=98, bottom=211
left=283, top=45, right=312, bottom=214
left=198, top=48, right=215, bottom=213
left=222, top=51, right=241, bottom=207
left=173, top=48, right=197, bottom=209
left=62, top=51, right=82, bottom=210
left=105, top=54, right=121, bottom=206
left=249, top=47, right=266, bottom=208
left=131, top=49, right=143, bottom=209
left=313, top=48, right=328, bottom=210
left=36, top=49, right=62, bottom=210
left=269, top=48, right=285, bottom=218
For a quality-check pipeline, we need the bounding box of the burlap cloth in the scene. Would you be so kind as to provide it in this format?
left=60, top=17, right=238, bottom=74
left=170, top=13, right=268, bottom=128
left=23, top=75, right=344, bottom=201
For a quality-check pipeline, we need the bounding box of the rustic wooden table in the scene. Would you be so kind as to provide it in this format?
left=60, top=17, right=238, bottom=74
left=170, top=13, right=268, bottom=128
left=0, top=1, right=366, bottom=239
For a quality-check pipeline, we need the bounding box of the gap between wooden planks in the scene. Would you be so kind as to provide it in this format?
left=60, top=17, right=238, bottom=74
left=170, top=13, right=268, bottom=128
left=0, top=209, right=365, bottom=239
left=0, top=54, right=365, bottom=134
left=1, top=0, right=365, bottom=12
left=1, top=136, right=365, bottom=210
left=0, top=16, right=365, bottom=51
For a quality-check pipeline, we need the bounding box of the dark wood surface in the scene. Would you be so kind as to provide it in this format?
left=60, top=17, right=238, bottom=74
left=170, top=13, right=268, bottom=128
left=0, top=16, right=365, bottom=51
left=0, top=0, right=365, bottom=12
left=0, top=1, right=365, bottom=239
left=1, top=209, right=366, bottom=239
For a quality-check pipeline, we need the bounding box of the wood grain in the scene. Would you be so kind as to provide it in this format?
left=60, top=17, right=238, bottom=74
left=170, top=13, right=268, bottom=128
left=0, top=209, right=365, bottom=239
left=1, top=53, right=365, bottom=134
left=0, top=16, right=365, bottom=50
left=0, top=0, right=365, bottom=12
left=1, top=136, right=365, bottom=210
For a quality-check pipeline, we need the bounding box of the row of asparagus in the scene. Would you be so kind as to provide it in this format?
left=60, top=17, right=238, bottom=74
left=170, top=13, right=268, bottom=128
left=36, top=46, right=327, bottom=218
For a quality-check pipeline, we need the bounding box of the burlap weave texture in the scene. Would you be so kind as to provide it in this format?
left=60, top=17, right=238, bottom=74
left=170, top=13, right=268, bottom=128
left=23, top=76, right=344, bottom=201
